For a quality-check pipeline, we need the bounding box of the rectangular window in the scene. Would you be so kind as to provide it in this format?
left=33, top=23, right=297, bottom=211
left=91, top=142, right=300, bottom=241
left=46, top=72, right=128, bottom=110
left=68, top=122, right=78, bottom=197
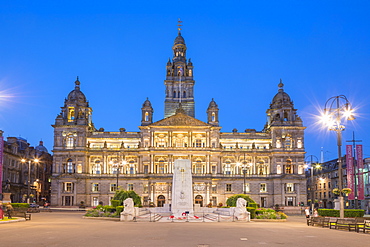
left=143, top=184, right=149, bottom=193
left=323, top=183, right=326, bottom=189
left=286, top=183, right=294, bottom=192
left=110, top=183, right=117, bottom=192
left=144, top=165, right=148, bottom=174
left=212, top=185, right=217, bottom=193
left=212, top=196, right=217, bottom=206
left=260, top=183, right=267, bottom=192
left=211, top=166, right=216, bottom=174
left=226, top=184, right=232, bottom=192
left=127, top=183, right=134, bottom=191
left=92, top=183, right=99, bottom=192
left=64, top=182, right=73, bottom=192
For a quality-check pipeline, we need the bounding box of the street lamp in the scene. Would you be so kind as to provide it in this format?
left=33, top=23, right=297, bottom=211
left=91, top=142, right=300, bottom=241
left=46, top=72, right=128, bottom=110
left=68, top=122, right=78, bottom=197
left=110, top=159, right=127, bottom=190
left=304, top=155, right=320, bottom=214
left=237, top=153, right=252, bottom=194
left=21, top=158, right=39, bottom=204
left=321, top=95, right=355, bottom=218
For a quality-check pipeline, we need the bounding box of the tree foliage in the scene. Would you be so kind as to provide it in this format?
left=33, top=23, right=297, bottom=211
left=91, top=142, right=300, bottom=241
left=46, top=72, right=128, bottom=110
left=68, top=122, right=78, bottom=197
left=226, top=194, right=256, bottom=207
left=112, top=190, right=142, bottom=207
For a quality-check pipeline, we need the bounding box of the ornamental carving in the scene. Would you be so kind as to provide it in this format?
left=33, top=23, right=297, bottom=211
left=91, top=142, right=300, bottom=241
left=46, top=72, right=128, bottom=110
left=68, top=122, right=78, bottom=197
left=151, top=112, right=209, bottom=126
left=193, top=184, right=205, bottom=192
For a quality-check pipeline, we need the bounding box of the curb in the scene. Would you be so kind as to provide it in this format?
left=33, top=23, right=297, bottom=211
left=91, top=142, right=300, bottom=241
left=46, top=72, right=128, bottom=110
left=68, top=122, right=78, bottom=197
left=0, top=218, right=26, bottom=224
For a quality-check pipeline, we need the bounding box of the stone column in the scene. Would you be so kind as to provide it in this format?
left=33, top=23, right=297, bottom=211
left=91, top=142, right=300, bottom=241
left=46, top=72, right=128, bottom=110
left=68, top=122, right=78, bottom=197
left=206, top=155, right=210, bottom=174
left=150, top=155, right=154, bottom=173
left=206, top=182, right=210, bottom=205
left=281, top=182, right=285, bottom=206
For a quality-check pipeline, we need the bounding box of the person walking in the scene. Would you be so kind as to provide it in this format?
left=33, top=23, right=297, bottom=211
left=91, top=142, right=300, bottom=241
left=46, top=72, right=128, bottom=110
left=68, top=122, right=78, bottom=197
left=5, top=202, right=13, bottom=219
left=304, top=207, right=310, bottom=218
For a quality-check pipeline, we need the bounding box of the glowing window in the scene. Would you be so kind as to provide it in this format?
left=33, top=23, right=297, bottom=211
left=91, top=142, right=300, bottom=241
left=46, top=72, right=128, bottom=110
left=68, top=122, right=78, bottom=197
left=286, top=183, right=294, bottom=192
left=67, top=158, right=73, bottom=173
left=145, top=112, right=149, bottom=121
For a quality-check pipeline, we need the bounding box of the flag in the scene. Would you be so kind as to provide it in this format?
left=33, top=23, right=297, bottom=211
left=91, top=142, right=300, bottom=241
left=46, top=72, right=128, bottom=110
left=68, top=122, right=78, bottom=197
left=346, top=145, right=355, bottom=200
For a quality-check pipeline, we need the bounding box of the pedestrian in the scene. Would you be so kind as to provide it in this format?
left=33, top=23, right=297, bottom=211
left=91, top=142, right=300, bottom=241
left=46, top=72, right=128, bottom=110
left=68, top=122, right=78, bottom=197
left=0, top=202, right=4, bottom=220
left=304, top=207, right=310, bottom=218
left=5, top=202, right=13, bottom=219
left=313, top=208, right=318, bottom=217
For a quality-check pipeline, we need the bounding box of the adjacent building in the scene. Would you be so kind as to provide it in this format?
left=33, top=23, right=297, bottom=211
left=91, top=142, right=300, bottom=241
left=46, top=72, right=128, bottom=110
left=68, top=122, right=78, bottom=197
left=0, top=130, right=53, bottom=203
left=51, top=30, right=307, bottom=209
left=307, top=155, right=370, bottom=213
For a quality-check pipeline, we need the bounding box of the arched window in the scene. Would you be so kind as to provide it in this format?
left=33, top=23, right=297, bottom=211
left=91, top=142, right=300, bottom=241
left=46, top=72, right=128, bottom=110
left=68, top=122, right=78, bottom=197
left=178, top=91, right=180, bottom=98
left=173, top=91, right=176, bottom=98
left=68, top=107, right=75, bottom=121
left=129, top=160, right=136, bottom=174
left=297, top=139, right=302, bottom=148
left=93, top=160, right=101, bottom=174
left=212, top=112, right=215, bottom=122
left=284, top=111, right=289, bottom=121
left=158, top=160, right=165, bottom=174
left=285, top=160, right=293, bottom=174
left=257, top=160, right=265, bottom=175
left=224, top=161, right=231, bottom=175
left=183, top=91, right=186, bottom=98
left=67, top=158, right=74, bottom=173
left=145, top=112, right=149, bottom=121
left=276, top=139, right=281, bottom=148
left=66, top=135, right=74, bottom=149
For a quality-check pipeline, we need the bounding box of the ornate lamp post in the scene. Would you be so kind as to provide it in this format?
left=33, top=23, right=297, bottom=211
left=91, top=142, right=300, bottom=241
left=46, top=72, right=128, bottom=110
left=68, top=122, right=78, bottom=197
left=110, top=159, right=127, bottom=190
left=21, top=158, right=39, bottom=204
left=304, top=155, right=320, bottom=214
left=237, top=153, right=252, bottom=194
left=321, top=95, right=355, bottom=219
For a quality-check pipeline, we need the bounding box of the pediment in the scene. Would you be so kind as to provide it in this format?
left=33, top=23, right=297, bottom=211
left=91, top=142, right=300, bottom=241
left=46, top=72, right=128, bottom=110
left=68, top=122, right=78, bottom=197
left=151, top=112, right=210, bottom=127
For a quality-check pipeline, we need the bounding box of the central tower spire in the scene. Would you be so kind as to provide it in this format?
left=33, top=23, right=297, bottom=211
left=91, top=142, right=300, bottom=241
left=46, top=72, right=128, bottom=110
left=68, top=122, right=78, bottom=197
left=164, top=20, right=195, bottom=118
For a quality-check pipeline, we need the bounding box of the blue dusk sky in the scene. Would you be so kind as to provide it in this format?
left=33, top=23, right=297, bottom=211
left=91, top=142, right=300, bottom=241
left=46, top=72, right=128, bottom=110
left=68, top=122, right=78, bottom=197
left=0, top=1, right=369, bottom=161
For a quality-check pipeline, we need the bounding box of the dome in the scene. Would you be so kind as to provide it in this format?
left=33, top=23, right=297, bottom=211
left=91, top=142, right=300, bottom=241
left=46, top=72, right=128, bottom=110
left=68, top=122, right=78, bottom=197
left=35, top=141, right=48, bottom=153
left=174, top=33, right=185, bottom=45
left=271, top=81, right=292, bottom=107
left=66, top=77, right=87, bottom=104
left=208, top=98, right=218, bottom=109
left=142, top=98, right=152, bottom=107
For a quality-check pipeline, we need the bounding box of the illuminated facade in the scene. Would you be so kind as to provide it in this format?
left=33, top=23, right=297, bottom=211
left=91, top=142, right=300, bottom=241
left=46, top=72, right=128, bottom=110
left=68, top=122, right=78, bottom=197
left=51, top=30, right=307, bottom=209
left=0, top=130, right=52, bottom=203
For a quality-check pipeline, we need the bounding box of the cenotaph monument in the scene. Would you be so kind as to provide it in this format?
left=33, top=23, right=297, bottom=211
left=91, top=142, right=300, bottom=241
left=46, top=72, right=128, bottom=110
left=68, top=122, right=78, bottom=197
left=171, top=159, right=193, bottom=217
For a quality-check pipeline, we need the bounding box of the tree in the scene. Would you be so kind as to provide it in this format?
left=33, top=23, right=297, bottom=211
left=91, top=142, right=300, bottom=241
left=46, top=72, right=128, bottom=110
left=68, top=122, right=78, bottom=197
left=112, top=190, right=142, bottom=207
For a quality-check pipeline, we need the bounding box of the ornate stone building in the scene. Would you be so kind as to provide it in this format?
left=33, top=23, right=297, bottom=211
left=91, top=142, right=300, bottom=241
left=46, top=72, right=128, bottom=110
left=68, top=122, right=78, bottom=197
left=51, top=30, right=306, bottom=209
left=1, top=130, right=52, bottom=203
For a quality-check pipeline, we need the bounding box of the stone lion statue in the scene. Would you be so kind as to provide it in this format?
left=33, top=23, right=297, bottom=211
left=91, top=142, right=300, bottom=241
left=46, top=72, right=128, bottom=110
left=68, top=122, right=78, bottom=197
left=236, top=198, right=247, bottom=208
left=123, top=198, right=134, bottom=214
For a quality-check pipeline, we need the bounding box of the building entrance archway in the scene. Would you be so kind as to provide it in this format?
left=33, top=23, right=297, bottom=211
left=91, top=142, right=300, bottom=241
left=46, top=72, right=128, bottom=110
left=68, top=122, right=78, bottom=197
left=157, top=195, right=165, bottom=207
left=195, top=195, right=203, bottom=207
